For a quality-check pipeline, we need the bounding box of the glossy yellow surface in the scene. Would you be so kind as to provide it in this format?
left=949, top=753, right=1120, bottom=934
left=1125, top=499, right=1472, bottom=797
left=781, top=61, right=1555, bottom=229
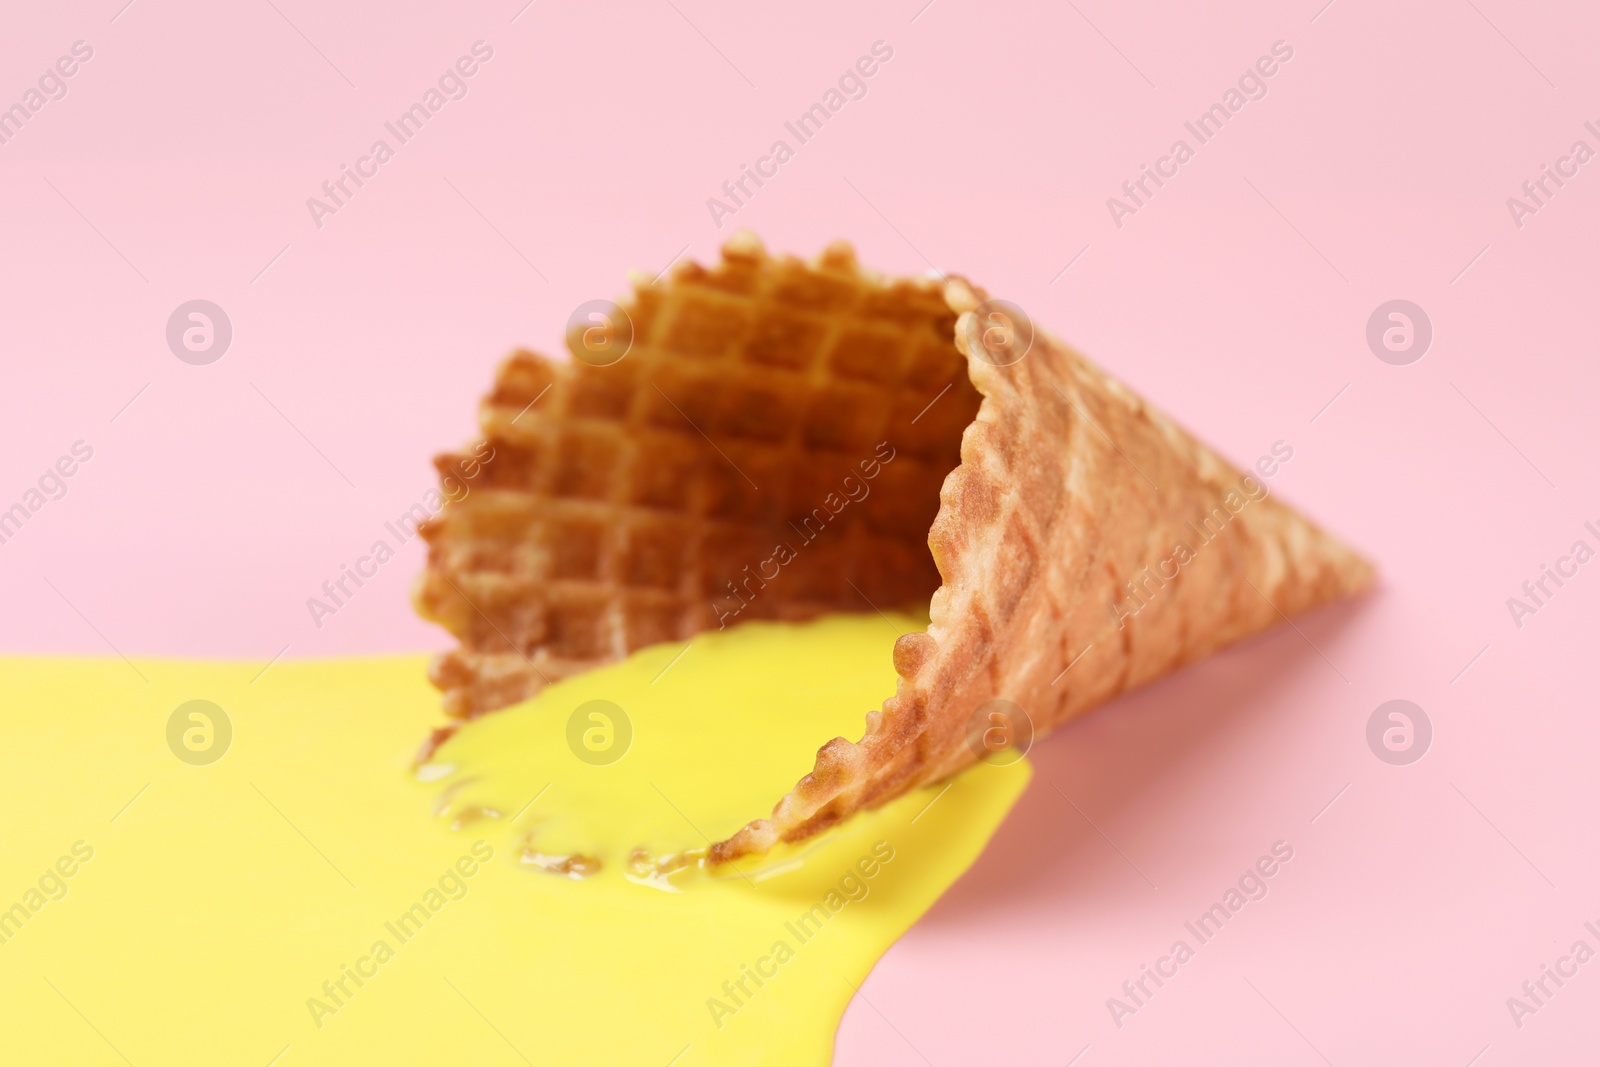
left=0, top=616, right=1026, bottom=1065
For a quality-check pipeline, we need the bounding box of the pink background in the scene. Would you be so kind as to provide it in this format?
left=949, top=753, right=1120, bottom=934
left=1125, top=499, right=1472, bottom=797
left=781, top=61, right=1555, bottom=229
left=4, top=0, right=1598, bottom=1062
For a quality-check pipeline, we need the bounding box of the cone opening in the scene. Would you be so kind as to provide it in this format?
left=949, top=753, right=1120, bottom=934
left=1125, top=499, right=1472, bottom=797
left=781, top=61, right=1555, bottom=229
left=416, top=236, right=984, bottom=725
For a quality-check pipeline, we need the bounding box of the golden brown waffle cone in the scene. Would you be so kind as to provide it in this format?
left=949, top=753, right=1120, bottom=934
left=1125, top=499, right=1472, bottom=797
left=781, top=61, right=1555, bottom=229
left=414, top=232, right=1372, bottom=864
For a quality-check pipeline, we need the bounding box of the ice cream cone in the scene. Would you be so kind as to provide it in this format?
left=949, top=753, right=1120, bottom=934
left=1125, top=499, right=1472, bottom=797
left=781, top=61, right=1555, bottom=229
left=414, top=232, right=1372, bottom=862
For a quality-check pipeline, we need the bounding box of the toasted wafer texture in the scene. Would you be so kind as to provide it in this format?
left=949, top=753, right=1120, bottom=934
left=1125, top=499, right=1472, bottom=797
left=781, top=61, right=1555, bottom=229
left=415, top=233, right=1372, bottom=862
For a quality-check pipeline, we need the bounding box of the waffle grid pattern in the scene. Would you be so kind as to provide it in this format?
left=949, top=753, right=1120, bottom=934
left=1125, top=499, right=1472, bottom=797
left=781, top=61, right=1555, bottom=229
left=416, top=235, right=981, bottom=720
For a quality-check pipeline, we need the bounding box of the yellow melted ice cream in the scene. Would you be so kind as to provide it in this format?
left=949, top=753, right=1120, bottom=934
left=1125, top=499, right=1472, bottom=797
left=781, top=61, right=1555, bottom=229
left=0, top=614, right=1026, bottom=1065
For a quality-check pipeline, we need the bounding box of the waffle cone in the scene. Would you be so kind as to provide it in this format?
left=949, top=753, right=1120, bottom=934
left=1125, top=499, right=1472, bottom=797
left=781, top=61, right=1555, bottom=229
left=414, top=233, right=1372, bottom=864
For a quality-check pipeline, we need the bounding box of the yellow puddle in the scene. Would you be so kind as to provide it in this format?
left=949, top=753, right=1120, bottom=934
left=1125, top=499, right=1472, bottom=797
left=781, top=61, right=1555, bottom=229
left=0, top=615, right=1026, bottom=1065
